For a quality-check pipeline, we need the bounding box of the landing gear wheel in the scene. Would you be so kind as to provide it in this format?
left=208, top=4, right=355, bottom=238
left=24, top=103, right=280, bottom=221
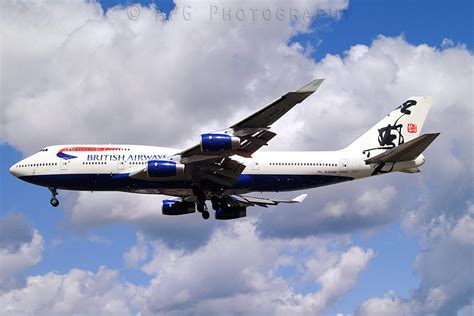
left=197, top=203, right=205, bottom=213
left=201, top=210, right=210, bottom=220
left=48, top=187, right=59, bottom=207
left=211, top=196, right=221, bottom=210
left=192, top=186, right=206, bottom=204
left=50, top=197, right=59, bottom=207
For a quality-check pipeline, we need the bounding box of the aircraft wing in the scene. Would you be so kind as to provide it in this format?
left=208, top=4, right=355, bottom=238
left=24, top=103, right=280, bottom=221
left=176, top=78, right=324, bottom=187
left=226, top=193, right=308, bottom=208
left=179, top=129, right=277, bottom=163
left=230, top=79, right=325, bottom=130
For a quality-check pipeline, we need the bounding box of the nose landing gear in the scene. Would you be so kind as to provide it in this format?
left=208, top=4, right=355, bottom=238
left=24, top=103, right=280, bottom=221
left=49, top=187, right=59, bottom=207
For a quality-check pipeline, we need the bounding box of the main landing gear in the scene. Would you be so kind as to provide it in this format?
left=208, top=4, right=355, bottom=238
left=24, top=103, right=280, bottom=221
left=49, top=187, right=59, bottom=207
left=197, top=202, right=210, bottom=220
left=193, top=187, right=210, bottom=220
left=200, top=206, right=210, bottom=220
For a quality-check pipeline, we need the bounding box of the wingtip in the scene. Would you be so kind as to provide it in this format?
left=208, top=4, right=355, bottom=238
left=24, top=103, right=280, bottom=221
left=292, top=194, right=308, bottom=203
left=296, top=79, right=325, bottom=93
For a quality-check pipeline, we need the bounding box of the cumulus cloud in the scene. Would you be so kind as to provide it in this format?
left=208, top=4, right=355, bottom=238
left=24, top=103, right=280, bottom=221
left=0, top=0, right=348, bottom=153
left=1, top=0, right=473, bottom=314
left=0, top=213, right=44, bottom=292
left=279, top=246, right=374, bottom=315
left=123, top=232, right=148, bottom=267
left=0, top=213, right=33, bottom=251
left=0, top=266, right=139, bottom=316
left=69, top=191, right=215, bottom=248
left=356, top=203, right=474, bottom=315
left=130, top=221, right=372, bottom=315
left=0, top=220, right=373, bottom=315
left=355, top=292, right=419, bottom=316
left=258, top=184, right=399, bottom=238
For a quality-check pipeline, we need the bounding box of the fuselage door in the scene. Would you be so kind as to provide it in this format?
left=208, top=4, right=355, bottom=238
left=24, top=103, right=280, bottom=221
left=60, top=159, right=68, bottom=170
left=339, top=159, right=348, bottom=173
left=118, top=160, right=125, bottom=170
left=252, top=161, right=259, bottom=170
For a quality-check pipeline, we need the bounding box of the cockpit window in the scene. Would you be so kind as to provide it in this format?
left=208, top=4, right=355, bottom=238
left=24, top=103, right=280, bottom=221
left=41, top=148, right=48, bottom=152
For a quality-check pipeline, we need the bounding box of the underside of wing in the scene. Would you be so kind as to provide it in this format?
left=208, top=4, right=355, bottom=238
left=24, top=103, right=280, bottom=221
left=179, top=130, right=277, bottom=163
left=227, top=193, right=308, bottom=208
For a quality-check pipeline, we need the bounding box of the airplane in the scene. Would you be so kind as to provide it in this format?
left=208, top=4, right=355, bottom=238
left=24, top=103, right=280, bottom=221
left=9, top=79, right=439, bottom=220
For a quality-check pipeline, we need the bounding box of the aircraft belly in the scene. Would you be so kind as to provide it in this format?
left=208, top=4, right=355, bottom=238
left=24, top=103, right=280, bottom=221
left=19, top=173, right=353, bottom=193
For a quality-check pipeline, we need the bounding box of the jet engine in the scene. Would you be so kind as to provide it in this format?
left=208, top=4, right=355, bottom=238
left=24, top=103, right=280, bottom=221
left=200, top=133, right=240, bottom=152
left=215, top=206, right=247, bottom=220
left=162, top=200, right=195, bottom=215
left=147, top=160, right=185, bottom=177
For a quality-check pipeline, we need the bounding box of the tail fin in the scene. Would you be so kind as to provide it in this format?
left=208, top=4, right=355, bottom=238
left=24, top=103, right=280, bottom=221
left=346, top=96, right=432, bottom=158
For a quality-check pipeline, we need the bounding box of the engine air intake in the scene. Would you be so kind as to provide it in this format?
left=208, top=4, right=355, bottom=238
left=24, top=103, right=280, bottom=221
left=200, top=133, right=240, bottom=152
left=147, top=160, right=185, bottom=177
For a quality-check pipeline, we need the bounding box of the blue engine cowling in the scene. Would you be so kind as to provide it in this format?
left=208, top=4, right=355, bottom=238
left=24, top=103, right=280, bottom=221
left=215, top=206, right=247, bottom=220
left=162, top=200, right=195, bottom=215
left=147, top=160, right=185, bottom=177
left=200, top=133, right=240, bottom=152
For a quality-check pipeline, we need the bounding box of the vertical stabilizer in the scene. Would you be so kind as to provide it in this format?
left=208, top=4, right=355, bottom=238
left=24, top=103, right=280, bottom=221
left=346, top=96, right=432, bottom=158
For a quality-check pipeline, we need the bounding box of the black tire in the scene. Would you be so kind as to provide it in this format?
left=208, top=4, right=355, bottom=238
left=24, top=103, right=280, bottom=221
left=201, top=210, right=210, bottom=220
left=211, top=196, right=220, bottom=210
left=197, top=203, right=205, bottom=213
left=50, top=198, right=59, bottom=207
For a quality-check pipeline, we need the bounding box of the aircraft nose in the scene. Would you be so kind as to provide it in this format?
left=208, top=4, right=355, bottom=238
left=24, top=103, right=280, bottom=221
left=9, top=164, right=20, bottom=177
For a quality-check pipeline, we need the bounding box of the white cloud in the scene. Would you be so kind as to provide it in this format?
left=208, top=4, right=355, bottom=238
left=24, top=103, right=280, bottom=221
left=0, top=230, right=43, bottom=292
left=259, top=183, right=399, bottom=237
left=0, top=220, right=373, bottom=315
left=0, top=213, right=34, bottom=250
left=0, top=214, right=44, bottom=292
left=1, top=0, right=473, bottom=315
left=450, top=202, right=474, bottom=245
left=279, top=246, right=374, bottom=315
left=0, top=0, right=348, bottom=153
left=123, top=233, right=148, bottom=267
left=69, top=191, right=215, bottom=248
left=134, top=221, right=371, bottom=315
left=355, top=293, right=419, bottom=316
left=0, top=267, right=139, bottom=316
left=356, top=203, right=474, bottom=315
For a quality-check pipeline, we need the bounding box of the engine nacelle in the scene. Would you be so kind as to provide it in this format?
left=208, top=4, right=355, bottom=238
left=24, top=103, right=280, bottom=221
left=147, top=160, right=185, bottom=177
left=215, top=206, right=247, bottom=220
left=162, top=200, right=195, bottom=215
left=200, top=133, right=240, bottom=152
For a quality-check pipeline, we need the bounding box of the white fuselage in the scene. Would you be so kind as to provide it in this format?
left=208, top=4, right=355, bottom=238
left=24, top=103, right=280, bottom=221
left=9, top=144, right=424, bottom=197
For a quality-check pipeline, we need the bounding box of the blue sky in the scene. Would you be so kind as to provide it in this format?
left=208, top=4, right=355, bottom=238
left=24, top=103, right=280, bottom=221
left=1, top=1, right=472, bottom=315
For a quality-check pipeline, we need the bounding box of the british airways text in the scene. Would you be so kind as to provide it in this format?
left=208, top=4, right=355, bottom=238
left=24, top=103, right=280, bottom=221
left=87, top=154, right=167, bottom=161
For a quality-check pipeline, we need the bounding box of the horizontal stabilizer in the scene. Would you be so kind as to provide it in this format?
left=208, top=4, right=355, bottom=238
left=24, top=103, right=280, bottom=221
left=365, top=133, right=440, bottom=164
